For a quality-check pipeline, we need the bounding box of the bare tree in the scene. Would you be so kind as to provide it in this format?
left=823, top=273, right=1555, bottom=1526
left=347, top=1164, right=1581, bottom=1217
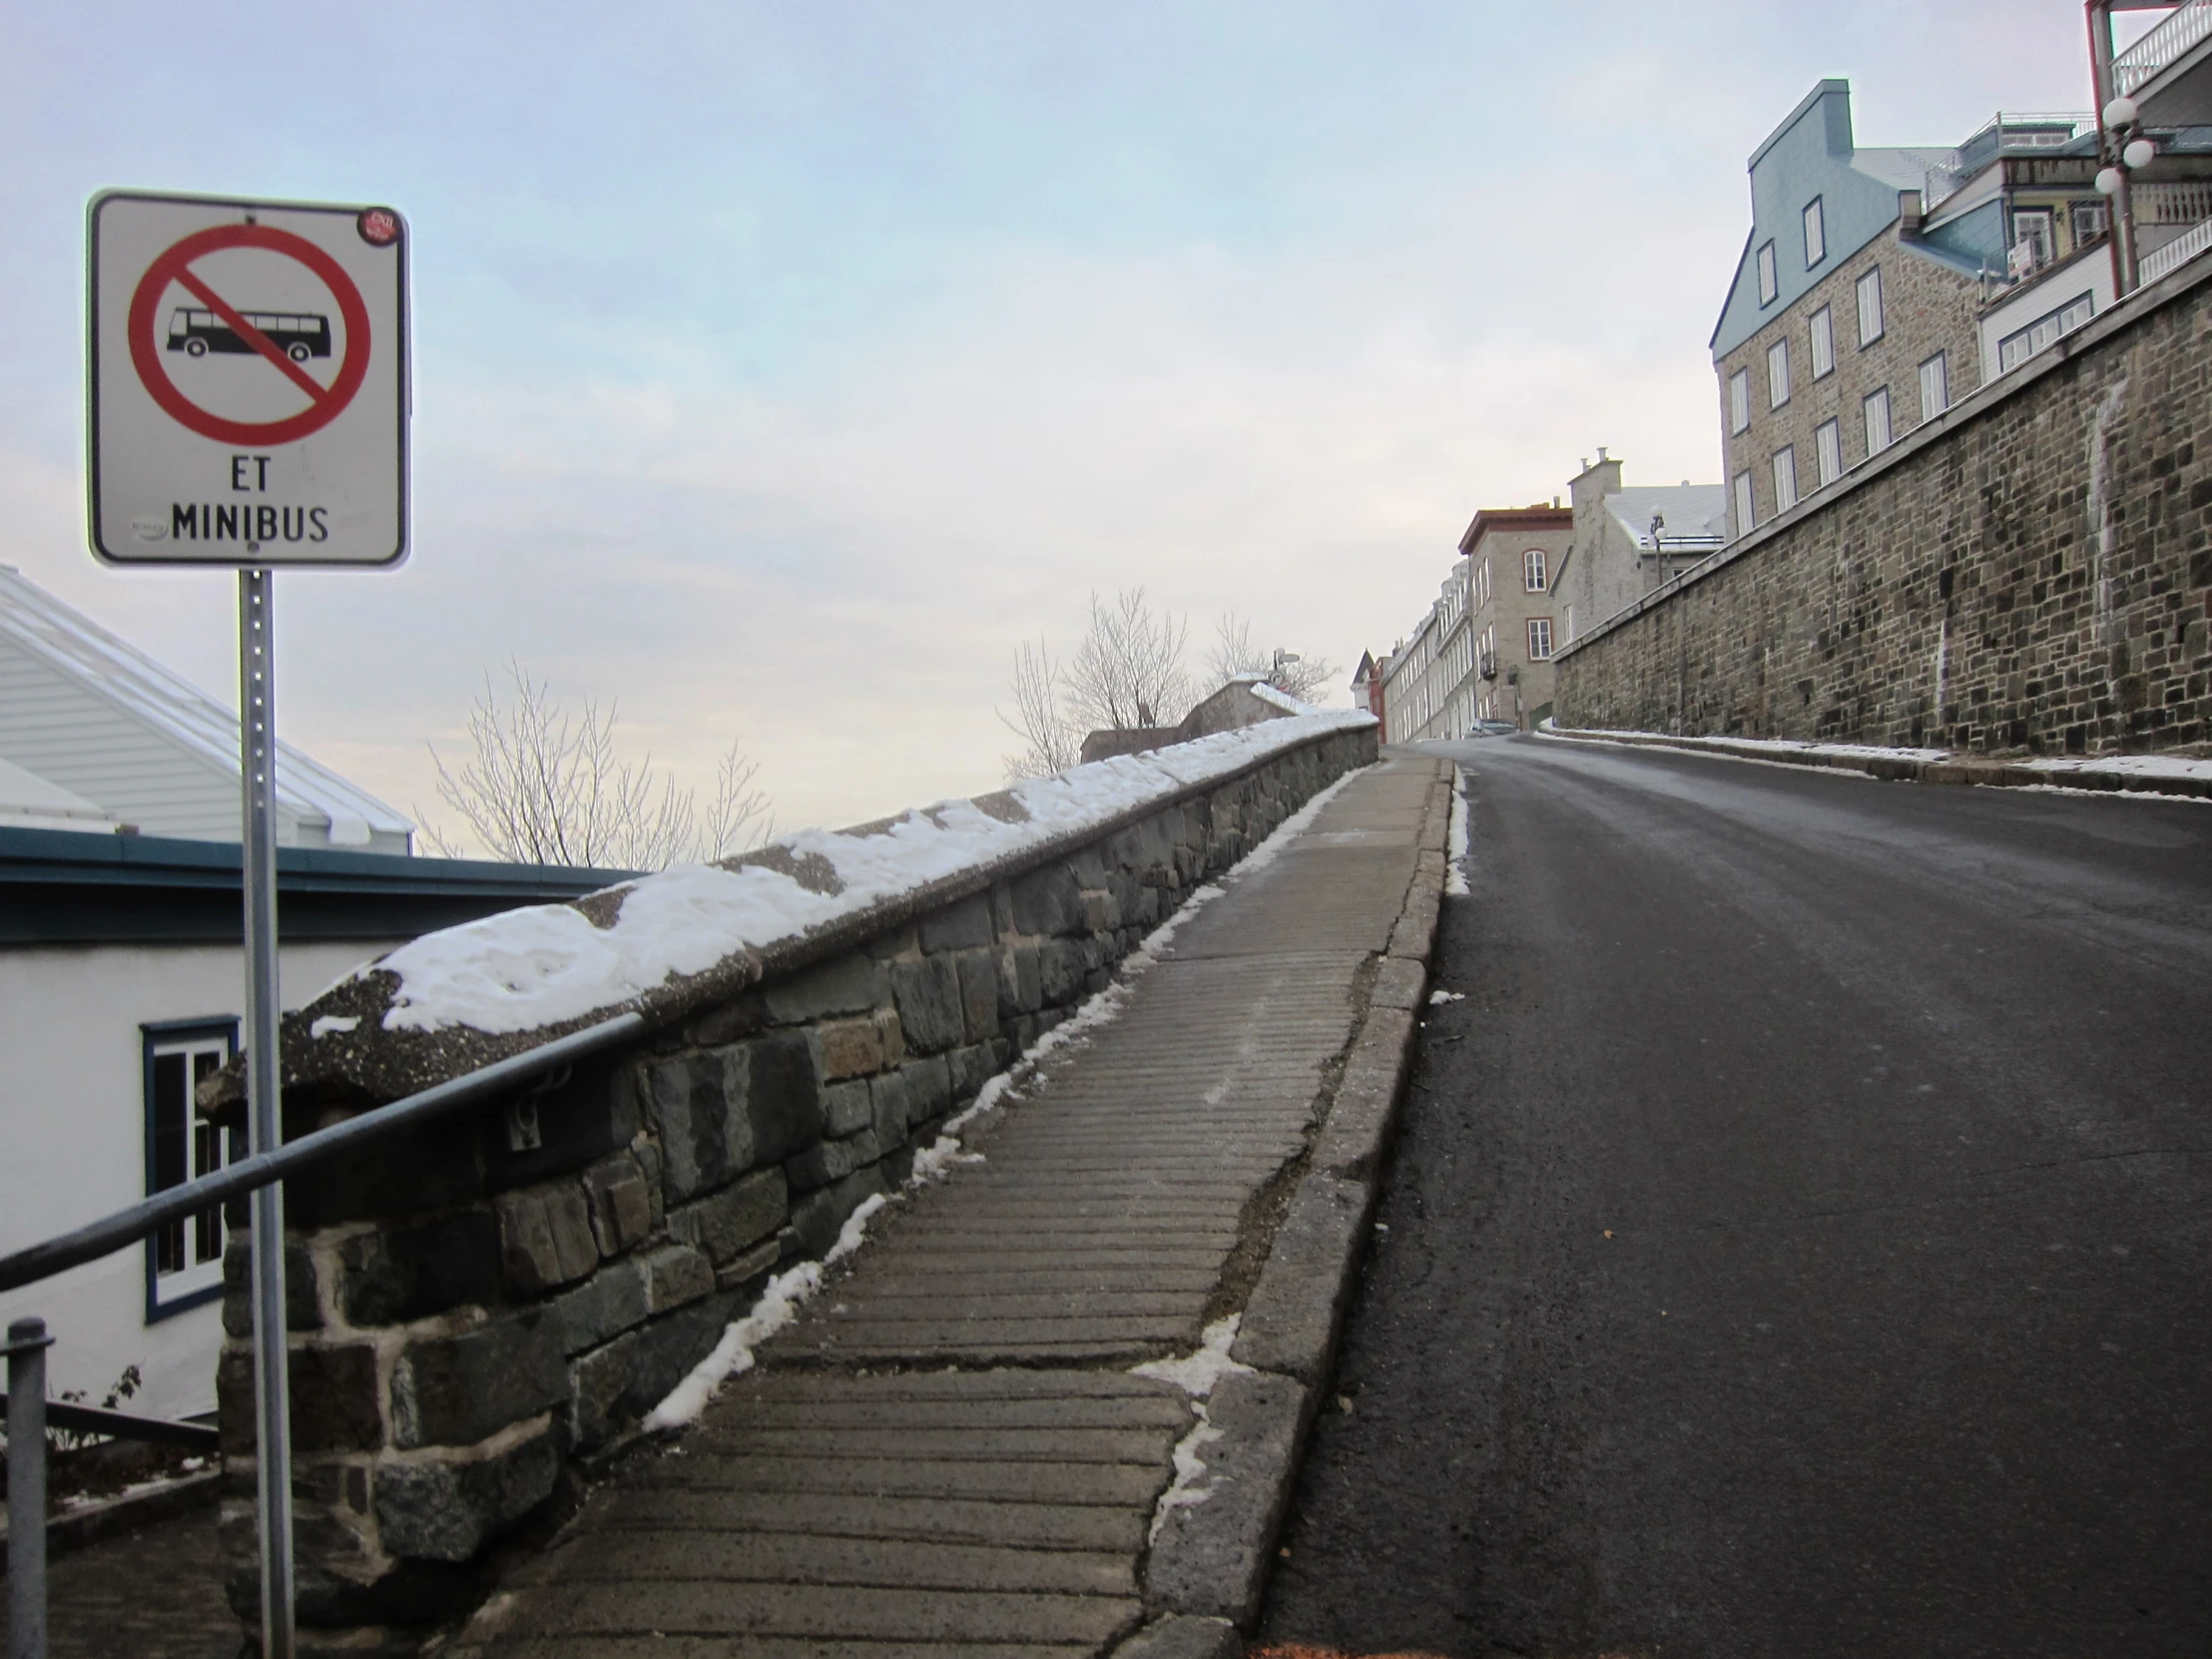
left=997, top=637, right=1081, bottom=782
left=420, top=662, right=773, bottom=869
left=1207, top=611, right=1338, bottom=705
left=1065, top=588, right=1192, bottom=733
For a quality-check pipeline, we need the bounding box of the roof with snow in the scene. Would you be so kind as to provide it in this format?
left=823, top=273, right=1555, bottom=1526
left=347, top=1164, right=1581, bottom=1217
left=1607, top=483, right=1731, bottom=549
left=0, top=565, right=411, bottom=850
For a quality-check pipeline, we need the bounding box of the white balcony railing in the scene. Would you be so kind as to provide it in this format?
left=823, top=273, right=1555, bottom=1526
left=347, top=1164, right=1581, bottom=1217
left=2116, top=0, right=2212, bottom=96
left=1923, top=113, right=2087, bottom=213
left=2141, top=213, right=2212, bottom=283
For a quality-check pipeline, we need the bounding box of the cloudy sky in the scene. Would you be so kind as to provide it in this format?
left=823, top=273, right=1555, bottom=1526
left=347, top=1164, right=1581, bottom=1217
left=2, top=2, right=2098, bottom=839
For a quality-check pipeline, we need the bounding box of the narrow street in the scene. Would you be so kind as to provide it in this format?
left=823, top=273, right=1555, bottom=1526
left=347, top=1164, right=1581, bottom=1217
left=1259, top=736, right=2212, bottom=1659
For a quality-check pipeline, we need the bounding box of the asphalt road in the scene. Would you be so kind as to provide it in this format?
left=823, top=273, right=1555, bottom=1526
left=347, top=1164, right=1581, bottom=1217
left=1257, top=736, right=2212, bottom=1659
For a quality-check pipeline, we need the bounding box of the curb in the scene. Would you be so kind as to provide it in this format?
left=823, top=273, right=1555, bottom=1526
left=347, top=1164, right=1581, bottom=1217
left=0, top=1466, right=221, bottom=1570
left=1134, top=758, right=1450, bottom=1639
left=1539, top=726, right=2212, bottom=802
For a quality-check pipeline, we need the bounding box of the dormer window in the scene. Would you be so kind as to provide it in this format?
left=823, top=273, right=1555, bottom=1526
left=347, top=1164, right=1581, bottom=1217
left=1758, top=240, right=1779, bottom=305
left=1803, top=198, right=1826, bottom=267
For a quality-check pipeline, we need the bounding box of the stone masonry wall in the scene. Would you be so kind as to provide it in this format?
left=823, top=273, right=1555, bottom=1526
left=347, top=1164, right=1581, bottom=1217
left=1559, top=252, right=2212, bottom=756
left=211, top=723, right=1376, bottom=1649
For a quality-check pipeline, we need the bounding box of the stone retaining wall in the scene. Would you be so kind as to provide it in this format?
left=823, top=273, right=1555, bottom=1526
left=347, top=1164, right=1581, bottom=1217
left=1555, top=253, right=2212, bottom=755
left=208, top=721, right=1375, bottom=1651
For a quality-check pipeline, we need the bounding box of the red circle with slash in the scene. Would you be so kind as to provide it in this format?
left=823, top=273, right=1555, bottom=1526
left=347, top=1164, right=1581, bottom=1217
left=127, top=223, right=372, bottom=446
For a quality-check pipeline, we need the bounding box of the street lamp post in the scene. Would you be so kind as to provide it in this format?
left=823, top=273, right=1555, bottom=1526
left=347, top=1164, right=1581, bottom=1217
left=2087, top=4, right=2150, bottom=294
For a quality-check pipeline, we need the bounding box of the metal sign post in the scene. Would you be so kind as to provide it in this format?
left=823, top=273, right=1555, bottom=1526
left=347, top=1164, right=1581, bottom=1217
left=87, top=190, right=407, bottom=1659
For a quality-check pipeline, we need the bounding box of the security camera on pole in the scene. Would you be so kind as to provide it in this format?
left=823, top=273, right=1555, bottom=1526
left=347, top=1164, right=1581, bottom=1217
left=86, top=190, right=410, bottom=1659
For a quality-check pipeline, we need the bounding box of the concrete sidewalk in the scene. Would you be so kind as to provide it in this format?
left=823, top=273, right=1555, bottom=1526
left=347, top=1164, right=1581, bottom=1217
left=446, top=753, right=1449, bottom=1658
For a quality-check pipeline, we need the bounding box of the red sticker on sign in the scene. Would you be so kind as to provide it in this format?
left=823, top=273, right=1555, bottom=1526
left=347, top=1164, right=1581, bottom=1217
left=126, top=223, right=372, bottom=447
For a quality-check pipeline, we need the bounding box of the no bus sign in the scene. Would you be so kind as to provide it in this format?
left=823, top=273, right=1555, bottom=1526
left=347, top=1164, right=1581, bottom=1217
left=88, top=191, right=409, bottom=566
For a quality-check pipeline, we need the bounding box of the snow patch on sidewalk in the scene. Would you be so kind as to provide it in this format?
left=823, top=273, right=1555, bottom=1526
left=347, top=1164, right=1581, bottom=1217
left=1132, top=1316, right=1255, bottom=1541
left=1444, top=766, right=1470, bottom=895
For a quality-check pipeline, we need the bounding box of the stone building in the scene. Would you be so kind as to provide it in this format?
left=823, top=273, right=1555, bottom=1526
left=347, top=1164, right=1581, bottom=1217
left=1459, top=505, right=1573, bottom=729
left=1715, top=81, right=2212, bottom=541
left=1555, top=450, right=1729, bottom=645
left=1379, top=558, right=1472, bottom=743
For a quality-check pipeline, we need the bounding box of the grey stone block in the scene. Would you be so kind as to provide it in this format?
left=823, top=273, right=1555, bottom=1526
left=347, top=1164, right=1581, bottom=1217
left=646, top=1047, right=751, bottom=1202
left=222, top=1238, right=321, bottom=1337
left=548, top=1259, right=650, bottom=1356
left=568, top=1292, right=739, bottom=1450
left=714, top=1236, right=782, bottom=1293
left=746, top=1029, right=824, bottom=1161
left=869, top=1070, right=911, bottom=1147
left=1010, top=861, right=1083, bottom=935
left=494, top=1184, right=598, bottom=1294
left=581, top=1152, right=654, bottom=1256
left=947, top=1042, right=998, bottom=1101
left=665, top=1167, right=789, bottom=1266
left=918, top=893, right=994, bottom=952
left=1230, top=1174, right=1373, bottom=1384
left=481, top=1057, right=642, bottom=1195
left=814, top=1016, right=883, bottom=1082
left=1144, top=1370, right=1311, bottom=1625
left=392, top=1311, right=567, bottom=1449
left=333, top=1210, right=499, bottom=1329
left=1369, top=954, right=1427, bottom=1012
left=784, top=1131, right=880, bottom=1193
left=1038, top=937, right=1087, bottom=1005
left=1109, top=1615, right=1242, bottom=1659
left=762, top=950, right=882, bottom=1024
left=789, top=1164, right=891, bottom=1258
left=900, top=1053, right=951, bottom=1124
left=998, top=941, right=1043, bottom=1014
left=889, top=954, right=964, bottom=1055
left=1312, top=1008, right=1413, bottom=1181
left=640, top=1243, right=715, bottom=1313
left=821, top=1078, right=875, bottom=1136
left=374, top=1426, right=561, bottom=1562
left=219, top=1342, right=382, bottom=1455
left=954, top=948, right=1000, bottom=1040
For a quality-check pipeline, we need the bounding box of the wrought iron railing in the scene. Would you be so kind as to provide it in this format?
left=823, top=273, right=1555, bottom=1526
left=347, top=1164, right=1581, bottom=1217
left=0, top=1010, right=643, bottom=1659
left=2116, top=0, right=2212, bottom=96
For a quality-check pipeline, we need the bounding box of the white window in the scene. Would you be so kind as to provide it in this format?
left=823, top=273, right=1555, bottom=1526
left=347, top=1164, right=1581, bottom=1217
left=1767, top=338, right=1791, bottom=408
left=1527, top=618, right=1554, bottom=660
left=1856, top=266, right=1885, bottom=345
left=1523, top=549, right=1547, bottom=592
left=1772, top=445, right=1798, bottom=512
left=1918, top=352, right=1948, bottom=423
left=1803, top=198, right=1826, bottom=267
left=1757, top=240, right=1778, bottom=305
left=146, top=1020, right=243, bottom=1315
left=1864, top=385, right=1893, bottom=454
left=2071, top=201, right=2108, bottom=247
left=2011, top=209, right=2054, bottom=272
left=1563, top=603, right=1573, bottom=642
left=1997, top=290, right=2097, bottom=374
left=1733, top=469, right=1755, bottom=537
left=1810, top=305, right=1835, bottom=377
left=1816, top=418, right=1843, bottom=487
left=1729, top=368, right=1751, bottom=434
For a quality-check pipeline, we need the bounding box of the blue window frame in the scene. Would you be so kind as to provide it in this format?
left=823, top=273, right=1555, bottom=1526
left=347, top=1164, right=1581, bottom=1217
left=142, top=1017, right=241, bottom=1323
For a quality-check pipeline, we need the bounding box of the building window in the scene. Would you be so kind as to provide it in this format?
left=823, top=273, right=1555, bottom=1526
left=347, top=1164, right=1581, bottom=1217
left=1729, top=368, right=1751, bottom=434
left=1997, top=290, right=2096, bottom=374
left=1772, top=445, right=1798, bottom=513
left=1864, top=385, right=1893, bottom=455
left=1527, top=618, right=1554, bottom=660
left=1856, top=266, right=1884, bottom=345
left=2010, top=209, right=2055, bottom=274
left=1918, top=352, right=1948, bottom=423
left=1803, top=198, right=1826, bottom=267
left=1810, top=305, right=1836, bottom=378
left=1563, top=603, right=1573, bottom=642
left=1523, top=549, right=1547, bottom=592
left=1767, top=338, right=1791, bottom=408
left=1815, top=418, right=1843, bottom=487
left=2071, top=200, right=2108, bottom=247
left=1733, top=470, right=1755, bottom=537
left=144, top=1018, right=242, bottom=1319
left=1758, top=240, right=1778, bottom=305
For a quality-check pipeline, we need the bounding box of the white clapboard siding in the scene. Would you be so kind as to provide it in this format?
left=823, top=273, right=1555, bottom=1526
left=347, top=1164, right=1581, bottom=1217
left=0, top=566, right=411, bottom=851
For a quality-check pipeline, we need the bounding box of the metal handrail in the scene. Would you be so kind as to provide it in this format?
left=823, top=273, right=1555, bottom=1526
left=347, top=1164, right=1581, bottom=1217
left=1, top=1007, right=645, bottom=1659
left=0, top=1395, right=219, bottom=1452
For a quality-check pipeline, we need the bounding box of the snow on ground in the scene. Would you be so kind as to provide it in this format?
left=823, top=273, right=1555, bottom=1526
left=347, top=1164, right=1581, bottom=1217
left=1540, top=723, right=2212, bottom=788
left=2019, top=753, right=2212, bottom=782
left=366, top=709, right=1372, bottom=1037
left=1132, top=1316, right=1255, bottom=1540
left=1445, top=766, right=1470, bottom=895
left=1428, top=989, right=1465, bottom=1004
left=637, top=762, right=1372, bottom=1433
left=1537, top=726, right=1948, bottom=765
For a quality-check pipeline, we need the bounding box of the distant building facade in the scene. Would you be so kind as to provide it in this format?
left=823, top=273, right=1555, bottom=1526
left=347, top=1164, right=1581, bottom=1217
left=1460, top=506, right=1573, bottom=729
left=1557, top=452, right=1728, bottom=645
left=1380, top=558, right=1474, bottom=744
